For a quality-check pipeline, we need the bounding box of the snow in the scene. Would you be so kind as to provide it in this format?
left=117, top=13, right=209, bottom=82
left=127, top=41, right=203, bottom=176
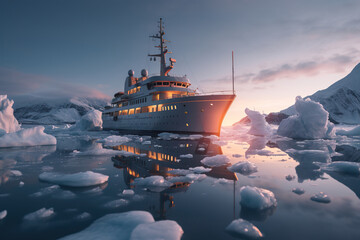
left=277, top=96, right=335, bottom=139
left=336, top=125, right=360, bottom=136
left=310, top=192, right=331, bottom=203
left=97, top=135, right=131, bottom=146
left=130, top=220, right=184, bottom=240
left=23, top=208, right=55, bottom=221
left=245, top=108, right=272, bottom=136
left=0, top=210, right=7, bottom=220
left=132, top=175, right=173, bottom=192
left=60, top=211, right=155, bottom=240
left=103, top=199, right=129, bottom=208
left=39, top=171, right=109, bottom=187
left=226, top=218, right=263, bottom=239
left=0, top=95, right=21, bottom=133
left=0, top=126, right=57, bottom=148
left=179, top=154, right=193, bottom=158
left=292, top=188, right=305, bottom=195
left=240, top=186, right=277, bottom=210
left=315, top=161, right=360, bottom=175
left=71, top=109, right=103, bottom=131
left=122, top=189, right=135, bottom=195
left=228, top=161, right=257, bottom=175
left=189, top=166, right=212, bottom=173
left=200, top=154, right=230, bottom=167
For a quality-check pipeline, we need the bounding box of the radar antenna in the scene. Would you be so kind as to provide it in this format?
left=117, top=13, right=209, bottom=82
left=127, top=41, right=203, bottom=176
left=148, top=18, right=176, bottom=76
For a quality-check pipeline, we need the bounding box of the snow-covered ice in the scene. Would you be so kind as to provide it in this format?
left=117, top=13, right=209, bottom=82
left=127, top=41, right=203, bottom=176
left=240, top=186, right=277, bottom=210
left=97, top=135, right=131, bottom=146
left=310, top=192, right=331, bottom=203
left=103, top=199, right=129, bottom=208
left=336, top=125, right=360, bottom=136
left=30, top=185, right=60, bottom=197
left=245, top=108, right=272, bottom=136
left=0, top=210, right=7, bottom=220
left=71, top=109, right=102, bottom=131
left=130, top=220, right=184, bottom=240
left=277, top=96, right=335, bottom=139
left=315, top=161, right=360, bottom=175
left=292, top=188, right=305, bottom=195
left=75, top=212, right=91, bottom=221
left=23, top=208, right=55, bottom=221
left=226, top=218, right=263, bottom=239
left=157, top=132, right=180, bottom=140
left=53, top=190, right=76, bottom=199
left=179, top=154, right=193, bottom=158
left=228, top=161, right=257, bottom=175
left=132, top=175, right=173, bottom=192
left=0, top=95, right=21, bottom=133
left=168, top=173, right=206, bottom=183
left=200, top=154, right=230, bottom=167
left=122, top=189, right=135, bottom=195
left=10, top=170, right=22, bottom=176
left=39, top=171, right=109, bottom=187
left=189, top=166, right=212, bottom=173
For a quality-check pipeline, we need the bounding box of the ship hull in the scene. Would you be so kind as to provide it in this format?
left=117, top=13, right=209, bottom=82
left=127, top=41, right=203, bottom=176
left=103, top=94, right=235, bottom=136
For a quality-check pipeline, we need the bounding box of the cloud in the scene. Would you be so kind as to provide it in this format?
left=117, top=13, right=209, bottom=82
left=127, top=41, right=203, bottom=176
left=252, top=52, right=359, bottom=83
left=0, top=67, right=110, bottom=99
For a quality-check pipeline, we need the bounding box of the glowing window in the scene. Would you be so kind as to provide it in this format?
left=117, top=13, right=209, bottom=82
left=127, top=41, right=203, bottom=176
left=186, top=123, right=189, bottom=127
left=129, top=109, right=134, bottom=115
left=174, top=105, right=177, bottom=110
left=171, top=105, right=173, bottom=110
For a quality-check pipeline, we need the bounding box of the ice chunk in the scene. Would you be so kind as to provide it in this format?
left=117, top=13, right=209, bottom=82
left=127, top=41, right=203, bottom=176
left=71, top=109, right=102, bottom=131
left=232, top=154, right=242, bottom=158
left=42, top=166, right=54, bottom=172
left=72, top=143, right=121, bottom=156
left=168, top=173, right=206, bottom=183
left=122, top=189, right=135, bottom=195
left=310, top=192, right=331, bottom=203
left=226, top=218, right=263, bottom=239
left=179, top=154, right=193, bottom=158
left=30, top=185, right=60, bottom=197
left=130, top=220, right=184, bottom=240
left=158, top=132, right=180, bottom=140
left=10, top=170, right=22, bottom=176
left=214, top=178, right=233, bottom=184
left=75, top=212, right=91, bottom=221
left=23, top=208, right=55, bottom=221
left=0, top=95, right=21, bottom=133
left=132, top=175, right=173, bottom=192
left=245, top=108, right=272, bottom=136
left=336, top=125, right=360, bottom=136
left=189, top=166, right=212, bottom=173
left=97, top=135, right=131, bottom=146
left=228, top=161, right=257, bottom=175
left=315, top=161, right=360, bottom=175
left=103, top=199, right=129, bottom=208
left=240, top=186, right=277, bottom=210
left=168, top=169, right=192, bottom=176
left=285, top=175, right=296, bottom=181
left=0, top=210, right=7, bottom=220
left=277, top=96, right=335, bottom=139
left=200, top=154, right=230, bottom=167
left=53, top=190, right=76, bottom=199
left=19, top=181, right=25, bottom=187
left=60, top=211, right=155, bottom=240
left=0, top=126, right=56, bottom=148
left=39, top=171, right=109, bottom=187
left=292, top=188, right=305, bottom=195
left=142, top=140, right=151, bottom=145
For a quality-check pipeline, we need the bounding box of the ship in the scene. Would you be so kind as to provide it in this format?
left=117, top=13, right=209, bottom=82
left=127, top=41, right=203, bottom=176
left=102, top=18, right=236, bottom=135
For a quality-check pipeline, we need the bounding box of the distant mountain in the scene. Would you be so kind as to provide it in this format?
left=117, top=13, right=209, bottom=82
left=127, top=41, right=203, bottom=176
left=282, top=63, right=360, bottom=124
left=13, top=96, right=110, bottom=124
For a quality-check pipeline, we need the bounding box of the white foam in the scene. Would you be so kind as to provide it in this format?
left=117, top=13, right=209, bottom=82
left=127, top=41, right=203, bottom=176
left=39, top=171, right=109, bottom=187
left=200, top=154, right=230, bottom=167
left=227, top=161, right=257, bottom=175
left=130, top=220, right=184, bottom=240
left=240, top=186, right=277, bottom=210
left=226, top=218, right=263, bottom=239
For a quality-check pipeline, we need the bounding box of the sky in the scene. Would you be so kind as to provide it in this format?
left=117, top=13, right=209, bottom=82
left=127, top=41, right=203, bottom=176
left=1, top=0, right=360, bottom=125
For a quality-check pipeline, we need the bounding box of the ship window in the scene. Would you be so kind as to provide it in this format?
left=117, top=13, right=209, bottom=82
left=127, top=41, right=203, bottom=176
left=156, top=82, right=162, bottom=85
left=135, top=108, right=141, bottom=114
left=163, top=82, right=169, bottom=86
left=122, top=110, right=128, bottom=115
left=167, top=106, right=170, bottom=110
left=182, top=83, right=186, bottom=87
left=129, top=109, right=134, bottom=115
left=176, top=83, right=182, bottom=86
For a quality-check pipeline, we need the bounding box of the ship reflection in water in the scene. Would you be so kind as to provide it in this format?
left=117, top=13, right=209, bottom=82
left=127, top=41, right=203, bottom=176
left=110, top=137, right=237, bottom=219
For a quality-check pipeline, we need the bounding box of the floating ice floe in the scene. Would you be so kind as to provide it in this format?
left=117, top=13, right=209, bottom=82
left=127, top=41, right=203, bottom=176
left=315, top=161, right=360, bottom=175
left=232, top=154, right=242, bottom=158
left=30, top=185, right=60, bottom=197
left=122, top=189, right=135, bottom=195
left=200, top=154, right=230, bottom=167
left=228, top=161, right=257, bottom=175
left=39, top=171, right=109, bottom=187
left=23, top=208, right=55, bottom=221
left=0, top=210, right=7, bottom=220
left=277, top=96, right=335, bottom=139
left=240, top=186, right=277, bottom=210
left=310, top=192, right=331, bottom=203
left=97, top=135, right=131, bottom=146
left=130, top=220, right=184, bottom=240
left=132, top=175, right=173, bottom=192
left=42, top=166, right=54, bottom=172
left=292, top=188, right=305, bottom=195
left=10, top=170, right=22, bottom=176
left=226, top=218, right=263, bottom=239
left=71, top=109, right=103, bottom=131
left=168, top=169, right=192, bottom=176
left=167, top=173, right=206, bottom=183
left=188, top=166, right=212, bottom=173
left=179, top=154, right=193, bottom=158
left=285, top=175, right=296, bottom=181
left=53, top=190, right=76, bottom=200
left=214, top=178, right=233, bottom=184
left=103, top=199, right=129, bottom=208
left=75, top=212, right=91, bottom=221
left=157, top=132, right=180, bottom=140
left=336, top=125, right=360, bottom=136
left=59, top=211, right=179, bottom=240
left=19, top=181, right=24, bottom=187
left=71, top=143, right=121, bottom=156
left=142, top=141, right=151, bottom=145
left=245, top=108, right=272, bottom=136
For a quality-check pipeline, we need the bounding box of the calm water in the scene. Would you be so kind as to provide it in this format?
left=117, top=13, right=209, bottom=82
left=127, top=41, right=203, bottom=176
left=1, top=125, right=360, bottom=240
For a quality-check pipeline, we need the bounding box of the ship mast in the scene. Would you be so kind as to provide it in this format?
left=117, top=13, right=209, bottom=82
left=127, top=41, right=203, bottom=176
left=148, top=18, right=176, bottom=76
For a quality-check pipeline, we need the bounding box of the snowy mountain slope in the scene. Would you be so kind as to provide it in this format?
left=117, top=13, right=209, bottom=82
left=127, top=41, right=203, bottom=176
left=282, top=63, right=360, bottom=124
left=13, top=96, right=110, bottom=124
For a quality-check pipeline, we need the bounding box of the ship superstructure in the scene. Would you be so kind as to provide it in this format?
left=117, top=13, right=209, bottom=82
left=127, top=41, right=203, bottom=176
left=102, top=18, right=235, bottom=135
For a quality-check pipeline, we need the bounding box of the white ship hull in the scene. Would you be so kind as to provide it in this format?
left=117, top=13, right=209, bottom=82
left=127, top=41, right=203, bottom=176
left=103, top=94, right=235, bottom=135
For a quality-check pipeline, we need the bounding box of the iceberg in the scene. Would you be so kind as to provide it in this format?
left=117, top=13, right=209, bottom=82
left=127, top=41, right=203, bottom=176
left=38, top=171, right=109, bottom=187
left=240, top=186, right=277, bottom=210
left=226, top=218, right=263, bottom=239
left=0, top=95, right=21, bottom=133
left=200, top=154, right=230, bottom=167
left=245, top=108, right=272, bottom=136
left=228, top=161, right=258, bottom=175
left=277, top=96, right=335, bottom=139
left=292, top=188, right=305, bottom=195
left=71, top=109, right=102, bottom=131
left=130, top=220, right=184, bottom=240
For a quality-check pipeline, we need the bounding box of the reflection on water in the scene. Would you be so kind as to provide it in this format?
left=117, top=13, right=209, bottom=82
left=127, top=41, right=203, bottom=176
left=0, top=129, right=360, bottom=239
